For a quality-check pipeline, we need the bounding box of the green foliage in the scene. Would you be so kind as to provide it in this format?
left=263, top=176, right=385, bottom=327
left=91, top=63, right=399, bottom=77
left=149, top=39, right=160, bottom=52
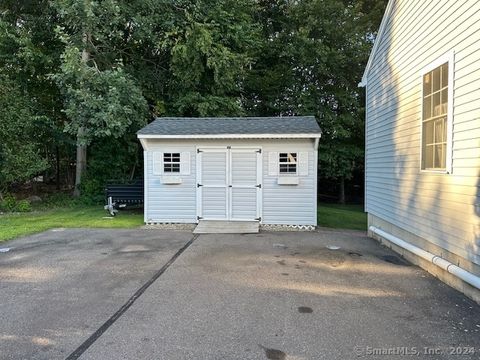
left=0, top=2, right=73, bottom=191
left=74, top=134, right=141, bottom=202
left=0, top=77, right=49, bottom=191
left=32, top=192, right=93, bottom=209
left=16, top=200, right=32, bottom=212
left=244, top=0, right=385, bottom=181
left=41, top=193, right=79, bottom=208
left=54, top=45, right=148, bottom=145
left=165, top=0, right=260, bottom=116
left=0, top=194, right=17, bottom=212
left=77, top=174, right=105, bottom=204
left=0, top=0, right=388, bottom=200
left=0, top=194, right=32, bottom=213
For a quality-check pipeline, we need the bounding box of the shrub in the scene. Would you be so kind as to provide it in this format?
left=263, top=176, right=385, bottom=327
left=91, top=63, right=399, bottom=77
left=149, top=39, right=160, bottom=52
left=16, top=200, right=32, bottom=212
left=78, top=174, right=105, bottom=205
left=43, top=192, right=78, bottom=208
left=0, top=194, right=32, bottom=212
left=0, top=193, right=17, bottom=212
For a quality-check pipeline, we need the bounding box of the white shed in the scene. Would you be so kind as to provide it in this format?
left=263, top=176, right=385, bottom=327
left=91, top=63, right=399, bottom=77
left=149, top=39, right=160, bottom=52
left=137, top=117, right=321, bottom=230
left=360, top=0, right=480, bottom=301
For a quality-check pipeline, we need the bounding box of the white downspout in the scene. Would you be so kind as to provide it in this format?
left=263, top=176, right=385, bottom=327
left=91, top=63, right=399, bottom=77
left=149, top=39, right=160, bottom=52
left=369, top=226, right=480, bottom=290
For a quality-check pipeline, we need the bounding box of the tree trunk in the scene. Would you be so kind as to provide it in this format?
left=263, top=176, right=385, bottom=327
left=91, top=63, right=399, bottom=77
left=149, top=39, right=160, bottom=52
left=73, top=128, right=87, bottom=197
left=73, top=37, right=90, bottom=197
left=339, top=176, right=346, bottom=205
left=55, top=145, right=60, bottom=190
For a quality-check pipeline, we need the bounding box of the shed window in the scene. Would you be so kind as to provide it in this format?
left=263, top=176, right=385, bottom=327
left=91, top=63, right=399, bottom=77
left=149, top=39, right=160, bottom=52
left=279, top=153, right=297, bottom=174
left=422, top=62, right=449, bottom=171
left=163, top=153, right=180, bottom=173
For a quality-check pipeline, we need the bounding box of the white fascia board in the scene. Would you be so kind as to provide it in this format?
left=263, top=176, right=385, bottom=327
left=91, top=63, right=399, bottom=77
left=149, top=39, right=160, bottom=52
left=137, top=133, right=321, bottom=139
left=359, top=0, right=395, bottom=88
left=138, top=138, right=149, bottom=150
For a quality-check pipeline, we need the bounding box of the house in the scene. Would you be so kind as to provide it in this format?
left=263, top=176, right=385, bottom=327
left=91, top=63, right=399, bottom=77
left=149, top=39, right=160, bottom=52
left=360, top=0, right=480, bottom=301
left=137, top=116, right=321, bottom=231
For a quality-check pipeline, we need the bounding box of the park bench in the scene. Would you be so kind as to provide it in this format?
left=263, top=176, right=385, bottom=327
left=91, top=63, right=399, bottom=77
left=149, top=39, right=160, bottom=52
left=104, top=179, right=144, bottom=216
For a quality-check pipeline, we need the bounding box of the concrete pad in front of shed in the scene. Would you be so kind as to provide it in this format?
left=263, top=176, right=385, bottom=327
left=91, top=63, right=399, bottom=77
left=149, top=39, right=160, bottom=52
left=0, top=228, right=193, bottom=360
left=193, top=220, right=259, bottom=234
left=81, top=230, right=480, bottom=360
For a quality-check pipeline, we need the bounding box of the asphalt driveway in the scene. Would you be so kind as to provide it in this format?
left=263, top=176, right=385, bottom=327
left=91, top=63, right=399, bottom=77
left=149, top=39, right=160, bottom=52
left=0, top=229, right=479, bottom=360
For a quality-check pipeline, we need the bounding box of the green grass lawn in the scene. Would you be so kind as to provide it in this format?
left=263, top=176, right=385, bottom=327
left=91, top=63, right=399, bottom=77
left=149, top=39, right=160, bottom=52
left=0, top=202, right=366, bottom=243
left=0, top=206, right=144, bottom=243
left=317, top=203, right=366, bottom=231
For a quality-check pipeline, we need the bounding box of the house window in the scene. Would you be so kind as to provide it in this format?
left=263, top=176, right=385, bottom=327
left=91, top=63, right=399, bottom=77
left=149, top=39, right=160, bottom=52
left=279, top=153, right=297, bottom=174
left=422, top=61, right=449, bottom=171
left=163, top=153, right=180, bottom=173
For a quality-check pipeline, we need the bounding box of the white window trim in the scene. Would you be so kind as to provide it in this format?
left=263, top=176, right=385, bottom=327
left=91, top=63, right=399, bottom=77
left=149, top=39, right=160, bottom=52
left=419, top=50, right=454, bottom=174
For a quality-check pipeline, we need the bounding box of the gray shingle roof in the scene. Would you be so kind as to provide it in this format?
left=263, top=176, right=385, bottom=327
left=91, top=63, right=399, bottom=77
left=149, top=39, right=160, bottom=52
left=137, top=116, right=321, bottom=137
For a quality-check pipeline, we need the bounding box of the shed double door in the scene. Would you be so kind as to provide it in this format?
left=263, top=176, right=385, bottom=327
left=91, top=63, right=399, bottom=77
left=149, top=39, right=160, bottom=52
left=197, top=147, right=262, bottom=221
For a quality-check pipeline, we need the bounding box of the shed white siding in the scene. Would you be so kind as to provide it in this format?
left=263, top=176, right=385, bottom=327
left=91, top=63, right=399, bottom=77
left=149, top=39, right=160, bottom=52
left=142, top=139, right=317, bottom=226
left=263, top=143, right=316, bottom=225
left=364, top=0, right=480, bottom=266
left=144, top=144, right=197, bottom=223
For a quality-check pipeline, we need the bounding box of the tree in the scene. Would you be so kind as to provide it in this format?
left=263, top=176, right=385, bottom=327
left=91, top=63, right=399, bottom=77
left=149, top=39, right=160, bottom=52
left=53, top=0, right=148, bottom=196
left=162, top=0, right=260, bottom=116
left=0, top=0, right=387, bottom=202
left=0, top=77, right=49, bottom=196
left=243, top=0, right=297, bottom=116
left=244, top=0, right=387, bottom=203
left=0, top=0, right=70, bottom=191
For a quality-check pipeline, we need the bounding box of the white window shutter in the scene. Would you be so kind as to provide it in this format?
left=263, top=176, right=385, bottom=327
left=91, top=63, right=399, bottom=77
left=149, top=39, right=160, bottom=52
left=180, top=151, right=191, bottom=175
left=268, top=151, right=278, bottom=176
left=298, top=152, right=308, bottom=176
left=153, top=152, right=163, bottom=175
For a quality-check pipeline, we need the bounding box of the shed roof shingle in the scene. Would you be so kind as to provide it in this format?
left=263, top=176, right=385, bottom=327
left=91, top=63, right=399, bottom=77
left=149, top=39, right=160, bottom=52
left=137, top=116, right=321, bottom=137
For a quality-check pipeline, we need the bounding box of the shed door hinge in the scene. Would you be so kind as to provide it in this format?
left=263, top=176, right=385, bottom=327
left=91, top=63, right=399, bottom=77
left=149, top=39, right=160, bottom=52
left=197, top=216, right=203, bottom=220
left=255, top=217, right=261, bottom=221
left=197, top=149, right=203, bottom=153
left=256, top=149, right=262, bottom=153
left=197, top=183, right=203, bottom=187
left=255, top=184, right=262, bottom=188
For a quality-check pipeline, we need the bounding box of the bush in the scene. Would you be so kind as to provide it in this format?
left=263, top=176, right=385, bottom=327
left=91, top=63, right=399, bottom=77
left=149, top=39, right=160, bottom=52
left=16, top=200, right=32, bottom=212
left=0, top=194, right=32, bottom=212
left=78, top=174, right=105, bottom=205
left=31, top=191, right=108, bottom=210
left=0, top=193, right=17, bottom=212
left=43, top=192, right=78, bottom=208
left=76, top=136, right=142, bottom=203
